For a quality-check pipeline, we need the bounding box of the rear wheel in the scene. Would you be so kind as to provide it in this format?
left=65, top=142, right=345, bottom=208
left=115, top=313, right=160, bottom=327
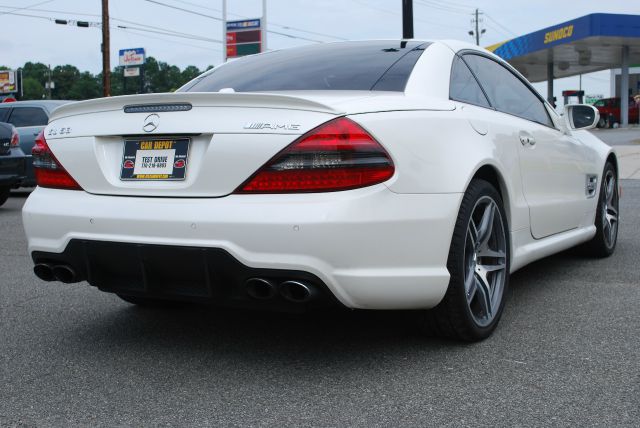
left=423, top=179, right=510, bottom=341
left=584, top=162, right=619, bottom=257
left=0, top=186, right=10, bottom=207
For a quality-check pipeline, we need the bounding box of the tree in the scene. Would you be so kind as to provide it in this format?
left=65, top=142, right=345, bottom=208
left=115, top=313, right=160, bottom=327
left=22, top=77, right=45, bottom=100
left=12, top=58, right=205, bottom=100
left=52, top=64, right=80, bottom=99
left=182, top=65, right=202, bottom=83
left=67, top=72, right=101, bottom=100
left=22, top=62, right=50, bottom=86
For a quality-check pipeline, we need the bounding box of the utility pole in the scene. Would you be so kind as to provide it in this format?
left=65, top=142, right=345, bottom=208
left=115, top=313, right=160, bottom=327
left=402, top=0, right=414, bottom=39
left=101, top=0, right=111, bottom=97
left=469, top=8, right=485, bottom=46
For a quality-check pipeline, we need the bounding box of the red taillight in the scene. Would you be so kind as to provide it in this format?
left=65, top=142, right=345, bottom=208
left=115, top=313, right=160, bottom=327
left=236, top=117, right=395, bottom=193
left=32, top=131, right=82, bottom=190
left=10, top=127, right=19, bottom=148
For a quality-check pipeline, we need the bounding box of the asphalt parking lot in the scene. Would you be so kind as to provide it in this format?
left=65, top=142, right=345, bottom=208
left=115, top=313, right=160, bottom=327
left=1, top=181, right=639, bottom=426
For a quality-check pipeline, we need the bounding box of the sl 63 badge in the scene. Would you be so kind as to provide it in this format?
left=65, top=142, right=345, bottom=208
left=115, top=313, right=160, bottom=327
left=47, top=127, right=72, bottom=136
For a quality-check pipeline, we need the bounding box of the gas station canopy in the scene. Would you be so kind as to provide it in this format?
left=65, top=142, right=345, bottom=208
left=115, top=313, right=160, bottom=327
left=487, top=13, right=640, bottom=82
left=486, top=13, right=640, bottom=125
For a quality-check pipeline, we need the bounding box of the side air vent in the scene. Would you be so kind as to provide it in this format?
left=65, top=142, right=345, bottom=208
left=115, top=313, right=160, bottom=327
left=124, top=103, right=192, bottom=113
left=586, top=174, right=598, bottom=198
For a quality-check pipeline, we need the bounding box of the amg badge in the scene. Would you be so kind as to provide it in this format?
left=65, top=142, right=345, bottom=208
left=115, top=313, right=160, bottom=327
left=244, top=122, right=301, bottom=131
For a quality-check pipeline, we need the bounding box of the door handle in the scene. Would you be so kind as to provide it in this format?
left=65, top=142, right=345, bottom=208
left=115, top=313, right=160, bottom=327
left=519, top=132, right=536, bottom=146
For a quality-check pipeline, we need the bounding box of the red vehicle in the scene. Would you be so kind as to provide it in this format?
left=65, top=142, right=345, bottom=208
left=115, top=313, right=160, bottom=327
left=593, top=97, right=639, bottom=127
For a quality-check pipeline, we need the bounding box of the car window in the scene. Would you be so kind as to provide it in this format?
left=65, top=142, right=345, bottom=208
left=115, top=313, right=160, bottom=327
left=8, top=107, right=49, bottom=127
left=0, top=108, right=10, bottom=122
left=463, top=54, right=553, bottom=127
left=449, top=56, right=491, bottom=108
left=593, top=100, right=605, bottom=107
left=181, top=41, right=429, bottom=93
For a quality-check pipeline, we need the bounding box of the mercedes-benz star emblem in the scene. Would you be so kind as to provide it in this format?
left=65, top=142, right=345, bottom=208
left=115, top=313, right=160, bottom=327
left=143, top=114, right=160, bottom=132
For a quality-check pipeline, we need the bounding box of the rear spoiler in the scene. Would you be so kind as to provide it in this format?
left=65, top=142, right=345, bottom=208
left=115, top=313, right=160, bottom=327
left=49, top=92, right=343, bottom=122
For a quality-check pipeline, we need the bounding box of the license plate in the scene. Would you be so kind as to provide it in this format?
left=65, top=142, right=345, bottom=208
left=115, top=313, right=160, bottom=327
left=120, top=138, right=190, bottom=181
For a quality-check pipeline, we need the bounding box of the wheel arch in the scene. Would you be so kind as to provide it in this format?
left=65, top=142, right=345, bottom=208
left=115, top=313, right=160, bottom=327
left=470, top=164, right=512, bottom=230
left=606, top=151, right=618, bottom=177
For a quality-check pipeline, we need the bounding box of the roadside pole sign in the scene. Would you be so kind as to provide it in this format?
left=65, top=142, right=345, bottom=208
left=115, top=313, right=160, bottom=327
left=226, top=19, right=262, bottom=59
left=119, top=48, right=146, bottom=66
left=124, top=67, right=141, bottom=77
left=0, top=70, right=17, bottom=94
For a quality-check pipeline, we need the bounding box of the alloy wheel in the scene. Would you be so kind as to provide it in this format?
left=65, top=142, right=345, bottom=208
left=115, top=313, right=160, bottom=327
left=463, top=196, right=508, bottom=327
left=602, top=169, right=619, bottom=248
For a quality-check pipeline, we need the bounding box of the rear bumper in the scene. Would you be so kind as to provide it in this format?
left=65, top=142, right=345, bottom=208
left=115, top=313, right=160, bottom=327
left=23, top=185, right=462, bottom=310
left=33, top=240, right=340, bottom=311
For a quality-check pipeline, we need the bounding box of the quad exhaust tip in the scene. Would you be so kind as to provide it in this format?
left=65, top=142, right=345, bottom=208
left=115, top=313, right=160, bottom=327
left=245, top=278, right=278, bottom=300
left=33, top=263, right=80, bottom=283
left=279, top=280, right=316, bottom=303
left=52, top=265, right=78, bottom=284
left=245, top=278, right=318, bottom=303
left=33, top=263, right=55, bottom=282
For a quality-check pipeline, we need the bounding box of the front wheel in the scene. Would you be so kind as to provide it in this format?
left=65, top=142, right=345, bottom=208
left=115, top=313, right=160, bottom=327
left=0, top=186, right=10, bottom=207
left=423, top=179, right=510, bottom=341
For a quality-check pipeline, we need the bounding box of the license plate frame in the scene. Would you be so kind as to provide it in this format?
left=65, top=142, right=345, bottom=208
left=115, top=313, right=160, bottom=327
left=120, top=137, right=190, bottom=181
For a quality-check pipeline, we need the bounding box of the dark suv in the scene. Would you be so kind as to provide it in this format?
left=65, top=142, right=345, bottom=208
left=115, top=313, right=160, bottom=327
left=0, top=100, right=71, bottom=187
left=0, top=122, right=25, bottom=207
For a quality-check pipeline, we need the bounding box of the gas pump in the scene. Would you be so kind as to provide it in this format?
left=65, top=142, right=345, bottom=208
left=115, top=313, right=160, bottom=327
left=562, top=90, right=585, bottom=105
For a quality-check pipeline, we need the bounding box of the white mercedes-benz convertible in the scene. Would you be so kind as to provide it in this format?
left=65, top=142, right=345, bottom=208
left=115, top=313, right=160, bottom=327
left=23, top=40, right=619, bottom=341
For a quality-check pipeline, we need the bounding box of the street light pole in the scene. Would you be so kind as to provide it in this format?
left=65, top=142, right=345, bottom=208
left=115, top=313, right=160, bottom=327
left=262, top=0, right=267, bottom=52
left=222, top=0, right=227, bottom=62
left=101, top=0, right=111, bottom=97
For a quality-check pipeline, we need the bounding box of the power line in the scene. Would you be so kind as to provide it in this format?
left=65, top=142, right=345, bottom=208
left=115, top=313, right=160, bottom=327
left=0, top=0, right=54, bottom=17
left=141, top=0, right=327, bottom=43
left=350, top=0, right=469, bottom=31
left=0, top=7, right=223, bottom=46
left=484, top=13, right=518, bottom=37
left=116, top=25, right=221, bottom=44
left=161, top=0, right=347, bottom=40
left=0, top=5, right=101, bottom=17
left=414, top=0, right=473, bottom=15
left=118, top=27, right=220, bottom=52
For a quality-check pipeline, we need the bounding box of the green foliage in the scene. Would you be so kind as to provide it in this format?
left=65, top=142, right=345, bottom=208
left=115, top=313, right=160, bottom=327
left=10, top=57, right=209, bottom=101
left=21, top=77, right=45, bottom=100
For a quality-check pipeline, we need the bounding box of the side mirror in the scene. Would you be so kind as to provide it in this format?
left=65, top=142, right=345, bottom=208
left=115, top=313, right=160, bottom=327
left=564, top=104, right=599, bottom=130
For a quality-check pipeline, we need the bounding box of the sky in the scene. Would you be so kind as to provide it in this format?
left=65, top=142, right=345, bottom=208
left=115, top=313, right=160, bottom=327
left=1, top=0, right=639, bottom=104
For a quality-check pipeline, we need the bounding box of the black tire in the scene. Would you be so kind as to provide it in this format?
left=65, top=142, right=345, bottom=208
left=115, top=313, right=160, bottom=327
left=583, top=162, right=619, bottom=258
left=422, top=179, right=510, bottom=341
left=0, top=186, right=10, bottom=207
left=597, top=117, right=607, bottom=128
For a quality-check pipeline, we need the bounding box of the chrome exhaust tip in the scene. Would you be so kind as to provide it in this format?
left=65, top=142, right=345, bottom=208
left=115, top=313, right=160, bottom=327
left=245, top=278, right=277, bottom=300
left=33, top=263, right=55, bottom=282
left=52, top=265, right=78, bottom=284
left=279, top=280, right=316, bottom=303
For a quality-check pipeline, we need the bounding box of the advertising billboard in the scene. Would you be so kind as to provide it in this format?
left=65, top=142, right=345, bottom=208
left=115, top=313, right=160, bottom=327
left=119, top=48, right=146, bottom=67
left=0, top=70, right=17, bottom=94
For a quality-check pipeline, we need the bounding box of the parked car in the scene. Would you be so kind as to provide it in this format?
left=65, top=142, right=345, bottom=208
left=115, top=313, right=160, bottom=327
left=593, top=97, right=639, bottom=127
left=23, top=40, right=618, bottom=341
left=0, top=100, right=72, bottom=187
left=0, top=122, right=25, bottom=207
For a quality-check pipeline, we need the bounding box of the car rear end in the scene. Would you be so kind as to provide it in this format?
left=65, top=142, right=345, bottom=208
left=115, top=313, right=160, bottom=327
left=0, top=123, right=26, bottom=195
left=22, top=41, right=460, bottom=311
